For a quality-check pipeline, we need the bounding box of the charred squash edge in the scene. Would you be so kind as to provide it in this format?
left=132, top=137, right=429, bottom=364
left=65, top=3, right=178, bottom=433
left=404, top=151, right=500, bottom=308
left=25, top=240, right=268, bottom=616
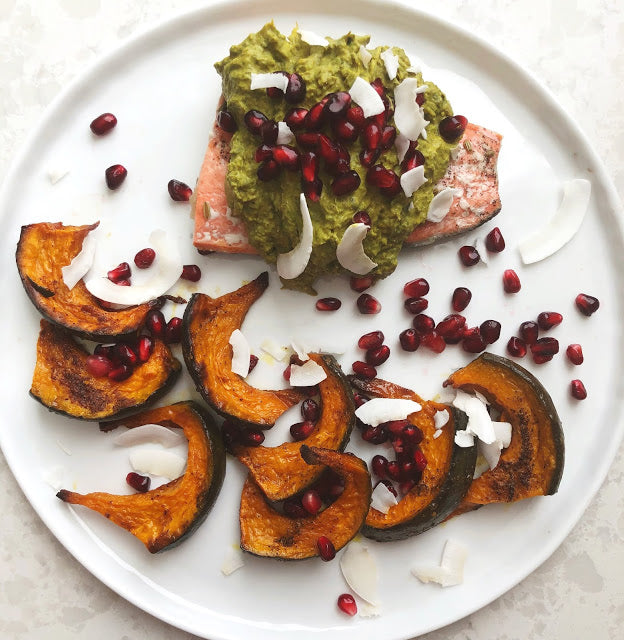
left=57, top=401, right=225, bottom=553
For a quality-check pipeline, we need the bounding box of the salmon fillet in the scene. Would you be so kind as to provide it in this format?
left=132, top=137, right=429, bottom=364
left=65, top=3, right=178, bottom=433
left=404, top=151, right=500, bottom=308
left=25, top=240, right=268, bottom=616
left=193, top=121, right=502, bottom=254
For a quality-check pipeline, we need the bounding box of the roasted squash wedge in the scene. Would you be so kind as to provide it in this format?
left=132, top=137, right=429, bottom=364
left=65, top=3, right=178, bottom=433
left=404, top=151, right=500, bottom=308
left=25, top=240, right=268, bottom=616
left=350, top=376, right=476, bottom=542
left=57, top=401, right=225, bottom=553
left=182, top=272, right=303, bottom=427
left=239, top=445, right=371, bottom=559
left=234, top=353, right=354, bottom=501
left=30, top=319, right=181, bottom=421
left=16, top=222, right=162, bottom=340
left=445, top=353, right=564, bottom=509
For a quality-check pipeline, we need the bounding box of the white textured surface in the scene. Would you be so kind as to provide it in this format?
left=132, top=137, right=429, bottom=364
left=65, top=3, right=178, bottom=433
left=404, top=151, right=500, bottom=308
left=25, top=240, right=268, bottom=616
left=1, top=1, right=622, bottom=638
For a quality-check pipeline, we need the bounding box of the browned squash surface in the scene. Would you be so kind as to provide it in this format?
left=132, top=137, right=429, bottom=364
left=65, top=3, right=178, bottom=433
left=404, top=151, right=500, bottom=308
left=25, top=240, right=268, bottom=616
left=30, top=319, right=181, bottom=421
left=234, top=354, right=354, bottom=501
left=239, top=446, right=371, bottom=559
left=57, top=402, right=225, bottom=553
left=182, top=272, right=303, bottom=427
left=16, top=222, right=162, bottom=340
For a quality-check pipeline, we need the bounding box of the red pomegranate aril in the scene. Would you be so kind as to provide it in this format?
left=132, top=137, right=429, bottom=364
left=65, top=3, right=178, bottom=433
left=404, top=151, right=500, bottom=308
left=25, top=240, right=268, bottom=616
left=403, top=424, right=424, bottom=445
left=284, top=107, right=309, bottom=131
left=107, top=262, right=131, bottom=283
left=420, top=331, right=446, bottom=353
left=371, top=454, right=388, bottom=478
left=359, top=147, right=381, bottom=169
left=346, top=104, right=366, bottom=128
left=413, top=449, right=427, bottom=472
left=285, top=72, right=306, bottom=103
left=380, top=126, right=396, bottom=150
left=248, top=354, right=259, bottom=374
left=331, top=171, right=361, bottom=196
left=316, top=536, right=336, bottom=562
left=519, top=321, right=539, bottom=345
left=113, top=342, right=138, bottom=366
left=168, top=179, right=192, bottom=202
left=566, top=343, right=584, bottom=365
left=399, top=460, right=418, bottom=480
left=257, top=159, right=281, bottom=181
left=272, top=145, right=300, bottom=170
left=145, top=309, right=166, bottom=339
left=317, top=134, right=339, bottom=164
left=94, top=344, right=114, bottom=359
left=351, top=211, right=371, bottom=227
left=300, top=151, right=319, bottom=183
left=458, top=245, right=480, bottom=266
left=384, top=420, right=409, bottom=437
left=302, top=489, right=322, bottom=515
left=353, top=393, right=369, bottom=408
left=165, top=317, right=183, bottom=344
left=290, top=420, right=315, bottom=441
left=533, top=353, right=553, bottom=364
left=240, top=429, right=265, bottom=447
left=362, top=122, right=382, bottom=150
left=108, top=364, right=132, bottom=382
left=116, top=279, right=131, bottom=286
left=255, top=144, right=275, bottom=163
left=358, top=330, right=384, bottom=350
left=366, top=344, right=390, bottom=366
left=302, top=177, right=323, bottom=202
left=399, top=328, right=420, bottom=351
left=332, top=118, right=359, bottom=143
left=90, top=112, right=117, bottom=135
left=296, top=133, right=320, bottom=153
left=260, top=119, right=279, bottom=145
left=438, top=114, right=468, bottom=142
left=507, top=336, right=527, bottom=358
left=570, top=379, right=587, bottom=400
left=352, top=360, right=377, bottom=379
left=244, top=109, right=268, bottom=135
left=86, top=354, right=114, bottom=378
left=386, top=460, right=400, bottom=481
left=134, top=248, right=155, bottom=269
left=538, top=311, right=563, bottom=330
left=503, top=269, right=521, bottom=293
left=452, top=287, right=472, bottom=312
left=327, top=158, right=351, bottom=178
left=401, top=149, right=425, bottom=173
left=403, top=277, right=429, bottom=298
left=412, top=314, right=435, bottom=334
left=416, top=92, right=425, bottom=106
left=436, top=314, right=466, bottom=338
left=350, top=275, right=373, bottom=292
left=315, top=297, right=342, bottom=311
left=337, top=593, right=357, bottom=617
left=324, top=91, right=351, bottom=118
left=216, top=109, right=237, bottom=133
left=462, top=330, right=487, bottom=353
left=370, top=77, right=386, bottom=97
left=126, top=472, right=150, bottom=493
left=357, top=293, right=381, bottom=314
left=105, top=164, right=127, bottom=190
left=137, top=336, right=154, bottom=363
left=531, top=337, right=559, bottom=357
left=575, top=293, right=600, bottom=316
left=301, top=398, right=320, bottom=423
left=363, top=425, right=388, bottom=445
left=379, top=172, right=401, bottom=198
left=181, top=264, right=201, bottom=282
left=480, top=320, right=501, bottom=344
left=485, top=227, right=505, bottom=252
left=404, top=297, right=428, bottom=314
left=304, top=101, right=326, bottom=130
left=366, top=164, right=390, bottom=188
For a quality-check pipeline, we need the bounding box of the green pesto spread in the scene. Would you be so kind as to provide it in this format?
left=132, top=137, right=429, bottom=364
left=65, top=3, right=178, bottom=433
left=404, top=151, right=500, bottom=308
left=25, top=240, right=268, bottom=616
left=216, top=23, right=454, bottom=293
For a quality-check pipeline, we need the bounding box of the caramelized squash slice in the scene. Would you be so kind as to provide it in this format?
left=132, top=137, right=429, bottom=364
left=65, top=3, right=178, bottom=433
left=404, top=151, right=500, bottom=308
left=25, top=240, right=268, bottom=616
left=182, top=272, right=303, bottom=427
left=16, top=222, right=162, bottom=340
left=240, top=445, right=371, bottom=559
left=445, top=353, right=564, bottom=510
left=57, top=401, right=225, bottom=553
left=350, top=376, right=476, bottom=542
left=30, top=319, right=181, bottom=421
left=234, top=354, right=354, bottom=501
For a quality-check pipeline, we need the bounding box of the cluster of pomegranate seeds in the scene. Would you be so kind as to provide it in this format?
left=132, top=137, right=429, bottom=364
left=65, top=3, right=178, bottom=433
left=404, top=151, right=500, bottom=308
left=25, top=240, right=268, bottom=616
left=219, top=419, right=265, bottom=450
left=144, top=309, right=183, bottom=345
left=134, top=248, right=155, bottom=269
left=337, top=593, right=357, bottom=616
left=126, top=472, right=150, bottom=493
left=86, top=334, right=156, bottom=382
left=316, top=297, right=342, bottom=311
left=105, top=164, right=127, bottom=190
left=507, top=312, right=565, bottom=364
left=570, top=379, right=587, bottom=400
left=458, top=245, right=480, bottom=267
left=575, top=293, right=600, bottom=316
left=168, top=179, right=193, bottom=202
left=502, top=269, right=521, bottom=293
left=90, top=112, right=117, bottom=136
left=290, top=398, right=320, bottom=441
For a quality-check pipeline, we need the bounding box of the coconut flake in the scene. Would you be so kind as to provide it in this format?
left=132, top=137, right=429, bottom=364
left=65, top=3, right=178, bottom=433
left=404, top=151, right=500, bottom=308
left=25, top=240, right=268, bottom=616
left=62, top=229, right=97, bottom=290
left=394, top=133, right=411, bottom=163
left=348, top=76, right=385, bottom=118
left=394, top=78, right=430, bottom=140
left=47, top=166, right=69, bottom=184
left=475, top=236, right=489, bottom=264
left=433, top=409, right=450, bottom=430
left=289, top=359, right=327, bottom=386
left=380, top=48, right=399, bottom=80
left=412, top=539, right=467, bottom=587
left=359, top=45, right=372, bottom=67
left=336, top=223, right=378, bottom=275
left=452, top=392, right=496, bottom=444
left=400, top=165, right=427, bottom=198
left=298, top=29, right=328, bottom=47
left=340, top=541, right=379, bottom=606
left=276, top=121, right=294, bottom=145
left=519, top=178, right=591, bottom=264
left=84, top=229, right=182, bottom=305
left=454, top=430, right=475, bottom=447
left=250, top=72, right=289, bottom=92
left=493, top=421, right=512, bottom=448
left=370, top=482, right=398, bottom=514
left=290, top=340, right=310, bottom=362
left=221, top=546, right=245, bottom=576
left=426, top=188, right=462, bottom=223
left=260, top=338, right=290, bottom=361
left=356, top=398, right=422, bottom=427
left=277, top=194, right=314, bottom=279
left=229, top=329, right=251, bottom=377
left=129, top=449, right=186, bottom=480
left=479, top=421, right=513, bottom=470
left=113, top=424, right=185, bottom=448
left=359, top=602, right=382, bottom=618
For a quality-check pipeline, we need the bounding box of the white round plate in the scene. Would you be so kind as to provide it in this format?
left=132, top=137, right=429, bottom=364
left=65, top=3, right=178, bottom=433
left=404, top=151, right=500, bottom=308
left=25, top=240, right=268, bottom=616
left=1, top=1, right=623, bottom=638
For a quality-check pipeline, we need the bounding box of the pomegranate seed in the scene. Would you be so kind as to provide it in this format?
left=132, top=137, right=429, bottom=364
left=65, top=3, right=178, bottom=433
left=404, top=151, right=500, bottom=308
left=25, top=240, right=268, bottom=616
left=239, top=429, right=264, bottom=447
left=352, top=211, right=371, bottom=226
left=283, top=498, right=307, bottom=518
left=381, top=125, right=396, bottom=150
left=107, top=262, right=131, bottom=283
left=126, top=472, right=150, bottom=493
left=145, top=309, right=166, bottom=339
left=399, top=328, right=420, bottom=351
left=326, top=158, right=350, bottom=178
left=352, top=360, right=377, bottom=379
left=359, top=147, right=381, bottom=168
left=381, top=479, right=398, bottom=497
left=299, top=151, right=319, bottom=183
left=296, top=132, right=321, bottom=151
left=283, top=364, right=292, bottom=381
left=317, top=536, right=336, bottom=561
left=379, top=171, right=401, bottom=198
left=284, top=107, right=309, bottom=131
left=531, top=337, right=559, bottom=358
left=385, top=420, right=409, bottom=437
left=244, top=109, right=267, bottom=135
left=181, top=264, right=201, bottom=282
left=304, top=101, right=326, bottom=130
left=248, top=354, right=259, bottom=374
left=316, top=297, right=341, bottom=311
left=566, top=343, right=584, bottom=365
left=458, top=245, right=480, bottom=266
left=353, top=393, right=369, bottom=408
left=257, top=159, right=281, bottom=181
left=265, top=71, right=288, bottom=98
left=480, top=320, right=501, bottom=344
left=285, top=73, right=306, bottom=103
left=370, top=78, right=385, bottom=97
left=438, top=115, right=468, bottom=142
left=519, top=321, right=539, bottom=345
left=272, top=145, right=300, bottom=170
left=575, top=293, right=600, bottom=316
left=134, top=248, right=155, bottom=269
left=436, top=314, right=466, bottom=338
left=301, top=398, right=320, bottom=422
left=168, top=179, right=192, bottom=202
left=403, top=425, right=423, bottom=445
left=137, top=336, right=154, bottom=362
left=401, top=149, right=425, bottom=173
left=331, top=171, right=361, bottom=196
left=400, top=460, right=418, bottom=480
left=362, top=425, right=388, bottom=444
left=358, top=330, right=384, bottom=350
left=413, top=314, right=435, bottom=334
left=362, top=122, right=382, bottom=150
left=108, top=364, right=132, bottom=381
left=485, top=227, right=505, bottom=252
left=507, top=336, right=527, bottom=357
left=404, top=297, right=428, bottom=314
left=301, top=489, right=322, bottom=515
left=570, top=379, right=587, bottom=400
left=366, top=345, right=390, bottom=366
left=113, top=343, right=138, bottom=366
left=94, top=344, right=115, bottom=360
left=90, top=112, right=117, bottom=135
left=357, top=293, right=381, bottom=314
left=337, top=594, right=357, bottom=617
left=533, top=354, right=553, bottom=364
left=105, top=164, right=127, bottom=190
left=403, top=278, right=429, bottom=298
left=452, top=287, right=472, bottom=312
left=324, top=91, right=351, bottom=118
left=260, top=120, right=279, bottom=145
left=462, top=330, right=487, bottom=353
left=290, top=421, right=315, bottom=441
left=538, top=311, right=563, bottom=330
left=116, top=279, right=131, bottom=286
left=420, top=331, right=446, bottom=353
left=366, top=164, right=392, bottom=188
left=503, top=269, right=521, bottom=293
left=371, top=455, right=388, bottom=478
left=216, top=109, right=237, bottom=133
left=386, top=460, right=400, bottom=481
left=86, top=354, right=113, bottom=378
left=165, top=317, right=183, bottom=344
left=332, top=118, right=359, bottom=143
left=254, top=144, right=273, bottom=163
left=413, top=449, right=427, bottom=471
left=317, top=134, right=339, bottom=164
left=346, top=105, right=366, bottom=127
left=302, top=177, right=323, bottom=202
left=221, top=420, right=241, bottom=451
left=350, top=275, right=373, bottom=292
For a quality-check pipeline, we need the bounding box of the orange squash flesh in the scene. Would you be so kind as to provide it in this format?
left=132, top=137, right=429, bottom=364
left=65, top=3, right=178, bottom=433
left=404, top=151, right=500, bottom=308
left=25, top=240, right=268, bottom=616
left=181, top=272, right=303, bottom=427
left=16, top=222, right=162, bottom=340
left=57, top=402, right=225, bottom=553
left=239, top=446, right=371, bottom=559
left=234, top=353, right=355, bottom=501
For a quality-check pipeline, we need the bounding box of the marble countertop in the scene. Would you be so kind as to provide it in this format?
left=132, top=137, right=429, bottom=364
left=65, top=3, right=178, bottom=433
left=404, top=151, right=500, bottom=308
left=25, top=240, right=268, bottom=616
left=1, top=1, right=622, bottom=638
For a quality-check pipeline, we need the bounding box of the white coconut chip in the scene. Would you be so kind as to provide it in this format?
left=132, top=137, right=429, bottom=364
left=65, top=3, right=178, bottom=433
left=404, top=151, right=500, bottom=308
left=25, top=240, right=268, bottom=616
left=433, top=430, right=443, bottom=439
left=250, top=72, right=289, bottom=92
left=336, top=223, right=378, bottom=275
left=84, top=229, right=182, bottom=305
left=229, top=329, right=251, bottom=377
left=380, top=48, right=399, bottom=80
left=433, top=408, right=450, bottom=430
left=426, top=188, right=462, bottom=223
left=290, top=340, right=310, bottom=362
left=348, top=76, right=385, bottom=118
left=452, top=391, right=496, bottom=444
left=454, top=430, right=475, bottom=448
left=62, top=229, right=97, bottom=290
left=277, top=194, right=314, bottom=280
left=359, top=45, right=372, bottom=67
left=355, top=398, right=422, bottom=428
left=298, top=29, right=328, bottom=47
left=129, top=449, right=186, bottom=480
left=394, top=133, right=411, bottom=163
left=276, top=121, right=294, bottom=145
left=289, top=359, right=327, bottom=386
left=47, top=166, right=69, bottom=184
left=260, top=338, right=290, bottom=361
left=412, top=539, right=467, bottom=587
left=474, top=236, right=489, bottom=265
left=340, top=541, right=380, bottom=606
left=359, top=602, right=382, bottom=618
left=394, top=78, right=430, bottom=140
left=370, top=482, right=398, bottom=514
left=400, top=165, right=427, bottom=198
left=519, top=178, right=591, bottom=264
left=112, top=424, right=186, bottom=448
left=221, top=546, right=245, bottom=576
left=492, top=421, right=512, bottom=448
